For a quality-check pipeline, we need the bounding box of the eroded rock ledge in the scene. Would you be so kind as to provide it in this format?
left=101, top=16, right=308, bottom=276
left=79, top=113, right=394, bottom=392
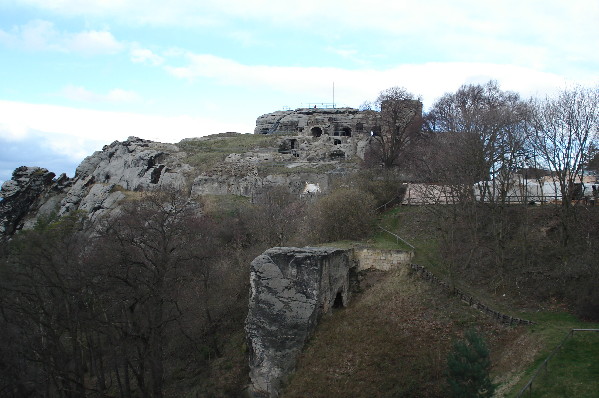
left=245, top=247, right=354, bottom=398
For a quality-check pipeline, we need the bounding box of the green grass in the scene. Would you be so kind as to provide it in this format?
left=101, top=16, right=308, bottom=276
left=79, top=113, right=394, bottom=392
left=523, top=331, right=599, bottom=398
left=178, top=133, right=280, bottom=171
left=373, top=204, right=599, bottom=397
left=505, top=313, right=599, bottom=397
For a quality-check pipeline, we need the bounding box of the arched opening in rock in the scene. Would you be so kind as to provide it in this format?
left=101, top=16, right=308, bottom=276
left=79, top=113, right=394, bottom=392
left=311, top=127, right=323, bottom=138
left=329, top=149, right=345, bottom=159
left=150, top=165, right=165, bottom=184
left=341, top=127, right=352, bottom=137
left=332, top=291, right=344, bottom=309
left=333, top=139, right=341, bottom=145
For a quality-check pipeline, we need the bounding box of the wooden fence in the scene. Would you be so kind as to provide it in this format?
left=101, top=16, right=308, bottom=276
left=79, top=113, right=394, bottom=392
left=515, top=328, right=599, bottom=397
left=409, top=263, right=534, bottom=326
left=375, top=227, right=533, bottom=326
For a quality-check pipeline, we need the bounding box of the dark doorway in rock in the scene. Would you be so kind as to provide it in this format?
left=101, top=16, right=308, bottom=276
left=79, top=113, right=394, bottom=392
left=290, top=139, right=297, bottom=149
left=311, top=127, right=323, bottom=137
left=334, top=139, right=341, bottom=145
left=332, top=291, right=344, bottom=309
left=329, top=149, right=345, bottom=159
left=341, top=127, right=352, bottom=137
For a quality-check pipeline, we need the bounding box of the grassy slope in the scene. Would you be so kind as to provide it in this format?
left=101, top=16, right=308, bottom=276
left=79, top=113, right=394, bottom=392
left=282, top=268, right=528, bottom=398
left=506, top=313, right=599, bottom=398
left=178, top=133, right=280, bottom=172
left=282, top=205, right=599, bottom=398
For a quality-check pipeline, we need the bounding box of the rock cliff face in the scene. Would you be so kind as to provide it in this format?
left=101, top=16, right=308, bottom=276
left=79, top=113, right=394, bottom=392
left=0, top=130, right=363, bottom=240
left=0, top=167, right=67, bottom=237
left=0, top=137, right=191, bottom=238
left=58, top=137, right=190, bottom=219
left=245, top=247, right=355, bottom=398
left=5, top=102, right=420, bottom=240
left=254, top=107, right=377, bottom=137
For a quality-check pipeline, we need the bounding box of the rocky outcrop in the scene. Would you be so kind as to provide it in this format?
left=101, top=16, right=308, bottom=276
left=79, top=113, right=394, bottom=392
left=245, top=247, right=354, bottom=398
left=0, top=167, right=68, bottom=238
left=192, top=172, right=332, bottom=197
left=0, top=137, right=194, bottom=239
left=254, top=107, right=377, bottom=137
left=59, top=137, right=189, bottom=216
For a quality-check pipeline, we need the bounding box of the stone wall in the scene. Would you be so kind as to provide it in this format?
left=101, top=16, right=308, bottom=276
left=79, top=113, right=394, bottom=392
left=353, top=248, right=413, bottom=271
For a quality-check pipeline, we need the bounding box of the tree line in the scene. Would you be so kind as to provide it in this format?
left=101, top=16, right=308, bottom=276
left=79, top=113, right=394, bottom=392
left=0, top=179, right=384, bottom=397
left=366, top=81, right=598, bottom=320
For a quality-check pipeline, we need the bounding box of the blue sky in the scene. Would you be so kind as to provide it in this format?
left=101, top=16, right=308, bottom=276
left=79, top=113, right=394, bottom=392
left=1, top=0, right=598, bottom=185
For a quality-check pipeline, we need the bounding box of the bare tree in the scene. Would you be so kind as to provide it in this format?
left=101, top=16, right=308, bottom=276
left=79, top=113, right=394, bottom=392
left=0, top=212, right=97, bottom=398
left=528, top=86, right=599, bottom=207
left=94, top=189, right=219, bottom=398
left=426, top=81, right=530, bottom=205
left=366, top=87, right=424, bottom=169
left=249, top=186, right=306, bottom=246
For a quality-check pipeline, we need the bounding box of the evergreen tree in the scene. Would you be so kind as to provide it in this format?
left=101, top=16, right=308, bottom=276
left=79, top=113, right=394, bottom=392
left=447, top=329, right=495, bottom=398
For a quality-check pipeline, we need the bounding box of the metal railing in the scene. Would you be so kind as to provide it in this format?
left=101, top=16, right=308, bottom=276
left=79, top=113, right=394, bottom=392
left=516, top=328, right=599, bottom=397
left=377, top=226, right=415, bottom=250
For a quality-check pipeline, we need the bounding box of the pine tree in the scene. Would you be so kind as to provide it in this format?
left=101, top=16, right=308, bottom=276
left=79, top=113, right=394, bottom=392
left=447, top=329, right=495, bottom=398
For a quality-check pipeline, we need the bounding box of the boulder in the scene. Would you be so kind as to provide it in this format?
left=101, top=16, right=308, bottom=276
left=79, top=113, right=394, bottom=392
left=245, top=247, right=354, bottom=397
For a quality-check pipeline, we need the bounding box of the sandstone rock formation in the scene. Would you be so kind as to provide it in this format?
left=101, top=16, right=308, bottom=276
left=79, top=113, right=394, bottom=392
left=245, top=247, right=355, bottom=398
left=0, top=137, right=192, bottom=238
left=254, top=107, right=377, bottom=137
left=0, top=167, right=63, bottom=237
left=58, top=136, right=190, bottom=219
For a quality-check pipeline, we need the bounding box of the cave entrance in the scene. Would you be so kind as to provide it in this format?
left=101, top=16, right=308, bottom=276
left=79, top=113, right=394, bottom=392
left=333, top=139, right=341, bottom=145
left=311, top=127, right=323, bottom=138
left=341, top=127, right=352, bottom=137
left=332, top=291, right=344, bottom=309
left=290, top=139, right=297, bottom=149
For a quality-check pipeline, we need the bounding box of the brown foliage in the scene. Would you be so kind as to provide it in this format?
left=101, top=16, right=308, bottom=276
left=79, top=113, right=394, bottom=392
left=307, top=188, right=376, bottom=243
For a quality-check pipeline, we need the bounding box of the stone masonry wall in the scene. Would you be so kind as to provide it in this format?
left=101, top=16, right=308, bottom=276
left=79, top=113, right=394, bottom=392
left=353, top=248, right=414, bottom=271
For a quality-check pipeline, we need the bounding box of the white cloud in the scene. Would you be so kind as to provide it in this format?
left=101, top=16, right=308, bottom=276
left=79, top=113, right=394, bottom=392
left=0, top=20, right=124, bottom=55
left=130, top=47, right=164, bottom=65
left=164, top=53, right=579, bottom=108
left=14, top=0, right=598, bottom=76
left=64, top=30, right=124, bottom=55
left=60, top=85, right=142, bottom=103
left=0, top=100, right=250, bottom=148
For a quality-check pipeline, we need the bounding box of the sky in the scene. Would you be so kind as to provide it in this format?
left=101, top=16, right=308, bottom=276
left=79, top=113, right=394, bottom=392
left=0, top=0, right=598, bottom=185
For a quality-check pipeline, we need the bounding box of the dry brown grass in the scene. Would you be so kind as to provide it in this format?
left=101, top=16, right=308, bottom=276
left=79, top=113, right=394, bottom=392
left=282, top=267, right=528, bottom=398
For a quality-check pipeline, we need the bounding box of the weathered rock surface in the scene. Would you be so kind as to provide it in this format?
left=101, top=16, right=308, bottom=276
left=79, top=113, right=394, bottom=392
left=0, top=167, right=63, bottom=237
left=254, top=107, right=377, bottom=137
left=192, top=172, right=332, bottom=197
left=59, top=136, right=189, bottom=216
left=0, top=137, right=193, bottom=239
left=245, top=247, right=355, bottom=398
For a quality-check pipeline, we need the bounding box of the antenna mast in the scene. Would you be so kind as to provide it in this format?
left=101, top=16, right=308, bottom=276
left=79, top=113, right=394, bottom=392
left=333, top=82, right=335, bottom=108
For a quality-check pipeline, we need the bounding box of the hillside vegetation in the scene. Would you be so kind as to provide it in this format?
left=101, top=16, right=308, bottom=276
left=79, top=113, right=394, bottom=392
left=0, top=81, right=597, bottom=398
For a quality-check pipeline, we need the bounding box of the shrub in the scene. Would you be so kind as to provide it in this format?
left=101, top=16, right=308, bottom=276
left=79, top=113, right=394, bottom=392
left=446, top=329, right=495, bottom=398
left=308, top=188, right=375, bottom=243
